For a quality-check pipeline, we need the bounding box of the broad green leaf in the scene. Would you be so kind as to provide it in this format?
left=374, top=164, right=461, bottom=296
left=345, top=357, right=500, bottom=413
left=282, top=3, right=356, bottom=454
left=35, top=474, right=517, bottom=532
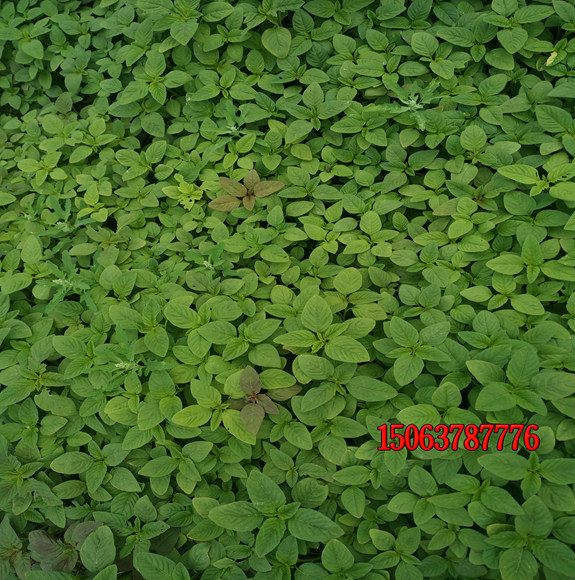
left=389, top=317, right=419, bottom=347
left=478, top=454, right=529, bottom=480
left=321, top=539, right=354, bottom=573
left=498, top=165, right=539, bottom=184
left=393, top=355, right=424, bottom=386
left=497, top=27, right=528, bottom=54
left=80, top=527, right=115, bottom=572
left=411, top=32, right=438, bottom=57
left=301, top=296, right=332, bottom=333
left=285, top=120, right=313, bottom=144
left=287, top=508, right=343, bottom=542
left=532, top=539, right=575, bottom=574
left=208, top=502, right=263, bottom=531
left=51, top=452, right=93, bottom=474
left=510, top=294, right=545, bottom=316
left=172, top=406, right=212, bottom=427
left=486, top=254, right=525, bottom=275
left=296, top=355, right=334, bottom=380
left=325, top=336, right=370, bottom=363
left=333, top=268, right=363, bottom=294
left=499, top=548, right=538, bottom=580
left=541, top=261, right=575, bottom=282
left=460, top=126, right=487, bottom=151
left=246, top=470, right=286, bottom=513
left=134, top=552, right=175, bottom=579
left=255, top=518, right=286, bottom=557
left=481, top=486, right=524, bottom=515
left=261, top=27, right=292, bottom=58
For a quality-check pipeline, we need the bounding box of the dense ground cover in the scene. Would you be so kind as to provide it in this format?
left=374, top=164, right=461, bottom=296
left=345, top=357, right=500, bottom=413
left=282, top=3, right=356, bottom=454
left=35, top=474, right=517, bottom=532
left=2, top=0, right=575, bottom=578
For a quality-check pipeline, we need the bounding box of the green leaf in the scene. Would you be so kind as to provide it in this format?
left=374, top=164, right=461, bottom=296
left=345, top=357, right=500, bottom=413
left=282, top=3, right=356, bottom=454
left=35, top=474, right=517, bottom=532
left=261, top=27, right=292, bottom=58
left=255, top=518, right=286, bottom=557
left=110, top=467, right=141, bottom=492
left=93, top=566, right=118, bottom=580
left=296, top=355, right=334, bottom=380
left=285, top=120, right=314, bottom=144
left=397, top=404, right=441, bottom=427
left=539, top=459, right=575, bottom=484
left=134, top=552, right=175, bottom=579
left=460, top=126, right=487, bottom=152
left=301, top=383, right=336, bottom=411
left=486, top=254, right=525, bottom=275
left=170, top=20, right=198, bottom=45
left=550, top=182, right=575, bottom=201
left=541, top=261, right=575, bottom=282
left=172, top=406, right=212, bottom=427
left=536, top=105, right=572, bottom=133
left=389, top=317, right=419, bottom=347
left=108, top=305, right=142, bottom=330
left=498, top=165, right=539, bottom=184
left=510, top=294, right=545, bottom=316
left=515, top=496, right=553, bottom=538
left=437, top=26, right=475, bottom=47
left=521, top=235, right=543, bottom=265
left=331, top=117, right=364, bottom=133
left=515, top=5, right=554, bottom=23
left=482, top=486, right=524, bottom=515
left=260, top=245, right=290, bottom=262
left=325, top=336, right=370, bottom=363
left=141, top=112, right=165, bottom=137
left=208, top=502, right=263, bottom=531
left=288, top=509, right=343, bottom=542
left=333, top=268, right=363, bottom=294
left=0, top=192, right=16, bottom=205
left=341, top=487, right=366, bottom=518
left=21, top=39, right=44, bottom=59
left=497, top=27, right=528, bottom=53
left=53, top=336, right=86, bottom=358
left=499, top=548, right=538, bottom=580
left=321, top=539, right=354, bottom=573
left=144, top=326, right=170, bottom=357
left=301, top=296, right=332, bottom=333
left=393, top=355, right=424, bottom=386
left=411, top=32, right=438, bottom=57
left=531, top=539, right=575, bottom=574
left=408, top=466, right=438, bottom=496
left=25, top=572, right=77, bottom=580
left=478, top=454, right=529, bottom=480
left=51, top=452, right=93, bottom=474
left=138, top=456, right=179, bottom=477
left=164, top=301, right=197, bottom=328
left=347, top=377, right=396, bottom=402
left=246, top=470, right=286, bottom=513
left=475, top=383, right=516, bottom=411
left=284, top=422, right=313, bottom=450
left=222, top=409, right=257, bottom=445
left=1, top=273, right=32, bottom=294
left=80, top=526, right=115, bottom=573
left=119, top=81, right=149, bottom=104
left=198, top=321, right=237, bottom=344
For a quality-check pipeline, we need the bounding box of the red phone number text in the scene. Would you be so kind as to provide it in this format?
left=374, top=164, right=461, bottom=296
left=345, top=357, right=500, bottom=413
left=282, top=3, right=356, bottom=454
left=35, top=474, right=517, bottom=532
left=377, top=424, right=540, bottom=451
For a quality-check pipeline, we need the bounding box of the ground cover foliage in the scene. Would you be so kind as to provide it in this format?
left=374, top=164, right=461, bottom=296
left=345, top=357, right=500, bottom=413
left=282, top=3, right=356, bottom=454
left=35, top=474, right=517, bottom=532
left=2, top=0, right=575, bottom=578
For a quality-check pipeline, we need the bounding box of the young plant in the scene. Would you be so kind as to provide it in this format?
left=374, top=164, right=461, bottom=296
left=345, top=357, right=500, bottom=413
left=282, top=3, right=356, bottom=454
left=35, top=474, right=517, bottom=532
left=209, top=169, right=285, bottom=212
left=228, top=366, right=300, bottom=434
left=161, top=173, right=204, bottom=210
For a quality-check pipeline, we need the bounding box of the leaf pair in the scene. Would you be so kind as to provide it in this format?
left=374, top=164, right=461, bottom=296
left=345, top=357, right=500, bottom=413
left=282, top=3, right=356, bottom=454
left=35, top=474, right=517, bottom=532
left=209, top=169, right=285, bottom=212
